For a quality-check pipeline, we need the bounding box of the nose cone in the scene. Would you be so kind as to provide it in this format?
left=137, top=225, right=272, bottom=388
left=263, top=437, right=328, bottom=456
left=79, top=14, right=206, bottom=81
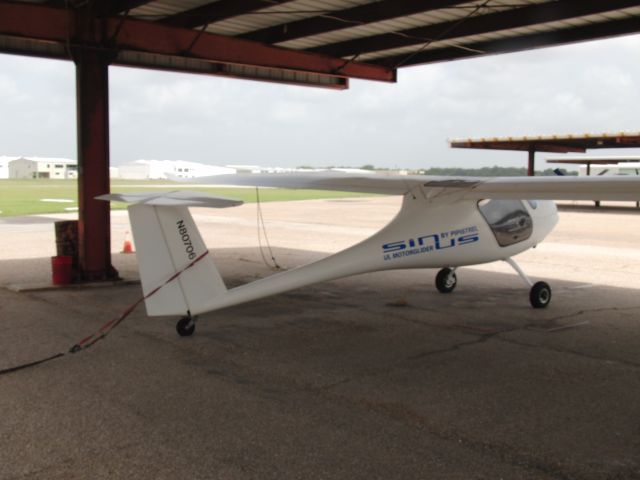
left=532, top=200, right=559, bottom=242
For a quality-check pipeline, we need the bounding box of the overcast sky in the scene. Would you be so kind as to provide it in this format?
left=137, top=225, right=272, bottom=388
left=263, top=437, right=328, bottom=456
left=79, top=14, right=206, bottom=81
left=1, top=32, right=639, bottom=170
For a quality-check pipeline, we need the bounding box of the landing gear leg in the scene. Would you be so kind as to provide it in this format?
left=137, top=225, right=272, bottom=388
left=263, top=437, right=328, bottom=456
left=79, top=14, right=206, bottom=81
left=176, top=313, right=197, bottom=337
left=503, top=258, right=551, bottom=309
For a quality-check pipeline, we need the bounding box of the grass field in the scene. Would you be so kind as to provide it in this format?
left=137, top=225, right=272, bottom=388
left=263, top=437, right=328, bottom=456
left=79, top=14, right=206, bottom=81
left=0, top=179, right=373, bottom=217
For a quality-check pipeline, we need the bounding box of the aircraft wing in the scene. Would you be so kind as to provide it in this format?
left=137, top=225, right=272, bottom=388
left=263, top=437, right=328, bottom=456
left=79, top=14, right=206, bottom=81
left=459, top=176, right=640, bottom=201
left=188, top=172, right=640, bottom=202
left=190, top=172, right=423, bottom=195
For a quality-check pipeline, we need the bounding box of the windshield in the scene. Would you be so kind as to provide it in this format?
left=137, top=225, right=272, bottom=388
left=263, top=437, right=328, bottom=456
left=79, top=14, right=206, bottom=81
left=478, top=199, right=533, bottom=247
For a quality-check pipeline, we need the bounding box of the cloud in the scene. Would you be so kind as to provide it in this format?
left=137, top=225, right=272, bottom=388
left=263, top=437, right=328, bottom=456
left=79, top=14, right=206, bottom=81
left=270, top=100, right=309, bottom=123
left=1, top=33, right=640, bottom=168
left=0, top=54, right=75, bottom=158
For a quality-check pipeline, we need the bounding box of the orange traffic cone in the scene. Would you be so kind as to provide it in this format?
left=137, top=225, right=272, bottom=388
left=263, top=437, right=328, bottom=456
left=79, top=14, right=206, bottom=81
left=122, top=231, right=133, bottom=254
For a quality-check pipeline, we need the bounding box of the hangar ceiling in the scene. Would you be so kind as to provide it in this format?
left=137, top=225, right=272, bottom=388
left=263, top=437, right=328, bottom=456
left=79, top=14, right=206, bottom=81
left=1, top=0, right=639, bottom=89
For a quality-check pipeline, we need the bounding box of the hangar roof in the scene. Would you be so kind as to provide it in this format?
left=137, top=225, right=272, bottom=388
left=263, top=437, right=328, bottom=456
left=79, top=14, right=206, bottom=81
left=547, top=156, right=640, bottom=165
left=450, top=132, right=640, bottom=154
left=1, top=0, right=640, bottom=89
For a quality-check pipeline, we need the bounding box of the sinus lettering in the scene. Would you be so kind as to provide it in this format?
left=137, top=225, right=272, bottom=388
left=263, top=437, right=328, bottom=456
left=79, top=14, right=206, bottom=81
left=382, top=226, right=479, bottom=261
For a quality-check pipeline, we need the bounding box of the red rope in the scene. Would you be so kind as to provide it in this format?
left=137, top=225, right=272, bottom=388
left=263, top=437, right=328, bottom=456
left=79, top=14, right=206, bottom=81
left=69, top=250, right=209, bottom=353
left=0, top=250, right=210, bottom=375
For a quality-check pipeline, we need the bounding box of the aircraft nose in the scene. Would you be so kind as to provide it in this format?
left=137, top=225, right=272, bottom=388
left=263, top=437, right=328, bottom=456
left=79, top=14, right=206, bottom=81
left=534, top=201, right=559, bottom=239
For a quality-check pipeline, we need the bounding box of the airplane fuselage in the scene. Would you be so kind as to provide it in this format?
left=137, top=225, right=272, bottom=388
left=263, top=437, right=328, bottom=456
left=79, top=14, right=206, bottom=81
left=193, top=194, right=559, bottom=315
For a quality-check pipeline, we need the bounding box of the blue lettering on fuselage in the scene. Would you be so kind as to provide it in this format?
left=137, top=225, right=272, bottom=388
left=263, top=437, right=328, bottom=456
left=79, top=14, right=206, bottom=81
left=382, top=226, right=479, bottom=261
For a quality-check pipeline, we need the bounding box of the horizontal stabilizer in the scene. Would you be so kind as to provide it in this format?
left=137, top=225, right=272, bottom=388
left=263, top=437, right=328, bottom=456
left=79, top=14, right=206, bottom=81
left=97, top=191, right=243, bottom=208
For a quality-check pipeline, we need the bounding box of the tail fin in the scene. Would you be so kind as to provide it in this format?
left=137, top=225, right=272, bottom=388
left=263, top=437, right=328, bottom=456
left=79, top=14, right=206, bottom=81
left=98, top=191, right=241, bottom=316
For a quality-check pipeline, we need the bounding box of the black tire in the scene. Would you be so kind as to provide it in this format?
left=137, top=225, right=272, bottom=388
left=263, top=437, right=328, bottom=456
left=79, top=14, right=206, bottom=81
left=436, top=268, right=457, bottom=293
left=530, top=281, right=551, bottom=309
left=176, top=316, right=196, bottom=337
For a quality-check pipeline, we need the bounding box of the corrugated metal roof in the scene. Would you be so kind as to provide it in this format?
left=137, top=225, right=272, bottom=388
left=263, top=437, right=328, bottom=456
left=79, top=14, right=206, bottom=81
left=277, top=7, right=477, bottom=50
left=203, top=0, right=373, bottom=36
left=357, top=9, right=640, bottom=63
left=130, top=0, right=212, bottom=19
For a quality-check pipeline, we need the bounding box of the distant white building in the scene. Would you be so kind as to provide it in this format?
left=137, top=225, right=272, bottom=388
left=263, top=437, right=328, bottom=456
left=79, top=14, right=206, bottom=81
left=330, top=168, right=377, bottom=175
left=117, top=161, right=153, bottom=180
left=225, top=164, right=269, bottom=174
left=0, top=156, right=19, bottom=179
left=8, top=157, right=77, bottom=179
left=225, top=164, right=307, bottom=174
left=225, top=165, right=355, bottom=174
left=117, top=160, right=236, bottom=180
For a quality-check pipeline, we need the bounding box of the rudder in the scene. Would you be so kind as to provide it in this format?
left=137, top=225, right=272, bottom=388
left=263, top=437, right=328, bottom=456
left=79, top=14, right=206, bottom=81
left=128, top=203, right=227, bottom=316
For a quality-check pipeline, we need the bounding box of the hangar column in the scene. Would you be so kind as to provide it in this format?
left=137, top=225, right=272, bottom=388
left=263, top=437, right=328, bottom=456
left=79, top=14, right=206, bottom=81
left=527, top=148, right=535, bottom=176
left=74, top=49, right=119, bottom=281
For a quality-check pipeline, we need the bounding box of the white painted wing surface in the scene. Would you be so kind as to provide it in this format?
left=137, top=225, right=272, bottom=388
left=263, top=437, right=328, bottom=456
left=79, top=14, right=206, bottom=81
left=188, top=172, right=424, bottom=195
left=459, top=176, right=640, bottom=201
left=189, top=172, right=640, bottom=201
left=96, top=190, right=243, bottom=207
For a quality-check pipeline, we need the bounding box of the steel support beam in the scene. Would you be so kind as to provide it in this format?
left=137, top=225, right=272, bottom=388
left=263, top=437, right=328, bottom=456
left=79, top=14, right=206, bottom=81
left=74, top=48, right=118, bottom=281
left=110, top=17, right=394, bottom=82
left=527, top=149, right=535, bottom=177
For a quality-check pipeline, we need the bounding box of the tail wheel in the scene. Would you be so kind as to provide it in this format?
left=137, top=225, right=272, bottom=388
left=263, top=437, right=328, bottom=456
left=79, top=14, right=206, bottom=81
left=530, top=281, right=551, bottom=308
left=176, top=315, right=196, bottom=337
left=436, top=268, right=457, bottom=293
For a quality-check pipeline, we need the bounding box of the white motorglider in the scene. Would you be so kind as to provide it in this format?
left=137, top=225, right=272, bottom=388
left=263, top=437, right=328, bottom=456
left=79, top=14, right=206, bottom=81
left=99, top=174, right=640, bottom=336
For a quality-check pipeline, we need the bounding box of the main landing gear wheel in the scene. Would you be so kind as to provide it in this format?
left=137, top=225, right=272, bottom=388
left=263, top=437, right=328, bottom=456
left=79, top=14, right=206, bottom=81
left=176, top=315, right=196, bottom=337
left=436, top=268, right=457, bottom=293
left=530, top=281, right=552, bottom=309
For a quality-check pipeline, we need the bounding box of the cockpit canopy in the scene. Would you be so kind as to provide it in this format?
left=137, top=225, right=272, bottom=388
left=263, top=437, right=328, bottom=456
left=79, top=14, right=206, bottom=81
left=478, top=199, right=533, bottom=247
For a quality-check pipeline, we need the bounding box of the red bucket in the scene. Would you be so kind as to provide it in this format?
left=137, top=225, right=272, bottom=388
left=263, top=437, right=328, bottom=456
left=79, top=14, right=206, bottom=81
left=51, top=255, right=73, bottom=285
